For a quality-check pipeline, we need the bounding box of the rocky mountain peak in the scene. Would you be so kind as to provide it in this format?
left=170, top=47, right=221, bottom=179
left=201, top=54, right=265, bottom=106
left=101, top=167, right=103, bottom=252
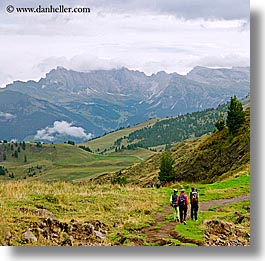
left=1, top=65, right=250, bottom=141
left=186, top=66, right=250, bottom=83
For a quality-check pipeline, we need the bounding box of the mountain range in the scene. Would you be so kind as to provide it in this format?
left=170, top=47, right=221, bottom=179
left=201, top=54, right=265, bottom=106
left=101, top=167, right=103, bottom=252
left=0, top=66, right=250, bottom=142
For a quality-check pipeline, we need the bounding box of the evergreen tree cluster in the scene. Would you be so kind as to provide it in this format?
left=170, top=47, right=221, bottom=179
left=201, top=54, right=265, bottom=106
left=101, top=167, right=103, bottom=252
left=119, top=104, right=227, bottom=149
left=0, top=165, right=15, bottom=178
left=79, top=145, right=92, bottom=153
left=0, top=141, right=27, bottom=161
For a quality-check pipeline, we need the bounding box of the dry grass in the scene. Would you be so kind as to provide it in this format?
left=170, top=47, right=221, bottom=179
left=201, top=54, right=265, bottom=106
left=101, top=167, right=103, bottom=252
left=0, top=180, right=167, bottom=245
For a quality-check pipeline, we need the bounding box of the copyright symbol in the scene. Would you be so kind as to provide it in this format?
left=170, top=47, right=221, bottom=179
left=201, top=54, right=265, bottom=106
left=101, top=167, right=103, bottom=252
left=6, top=5, right=14, bottom=13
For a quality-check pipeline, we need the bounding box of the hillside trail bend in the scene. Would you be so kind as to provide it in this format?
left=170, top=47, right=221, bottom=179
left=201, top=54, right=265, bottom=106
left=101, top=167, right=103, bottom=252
left=140, top=194, right=250, bottom=246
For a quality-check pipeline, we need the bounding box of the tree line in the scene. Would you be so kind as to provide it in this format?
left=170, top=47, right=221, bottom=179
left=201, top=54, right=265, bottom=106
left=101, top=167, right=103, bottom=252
left=158, top=96, right=246, bottom=182
left=114, top=103, right=228, bottom=150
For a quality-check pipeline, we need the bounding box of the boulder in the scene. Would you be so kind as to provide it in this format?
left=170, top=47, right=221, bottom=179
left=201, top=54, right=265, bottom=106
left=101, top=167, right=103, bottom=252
left=94, top=230, right=106, bottom=240
left=22, top=230, right=37, bottom=242
left=34, top=208, right=54, bottom=217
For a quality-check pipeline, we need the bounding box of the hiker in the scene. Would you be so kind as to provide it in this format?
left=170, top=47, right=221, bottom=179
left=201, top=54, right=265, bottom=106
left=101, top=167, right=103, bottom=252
left=190, top=187, right=199, bottom=221
left=170, top=189, right=180, bottom=222
left=177, top=188, right=188, bottom=225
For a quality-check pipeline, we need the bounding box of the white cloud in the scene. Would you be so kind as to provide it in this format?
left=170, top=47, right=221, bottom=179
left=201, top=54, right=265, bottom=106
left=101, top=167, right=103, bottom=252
left=193, top=54, right=250, bottom=68
left=34, top=121, right=93, bottom=141
left=0, top=0, right=249, bottom=86
left=35, top=55, right=124, bottom=75
left=0, top=112, right=16, bottom=120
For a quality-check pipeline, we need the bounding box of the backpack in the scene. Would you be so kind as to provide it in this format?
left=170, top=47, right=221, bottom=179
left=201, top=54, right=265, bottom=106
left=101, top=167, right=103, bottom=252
left=171, top=193, right=178, bottom=205
left=178, top=194, right=186, bottom=206
left=191, top=191, right=198, bottom=204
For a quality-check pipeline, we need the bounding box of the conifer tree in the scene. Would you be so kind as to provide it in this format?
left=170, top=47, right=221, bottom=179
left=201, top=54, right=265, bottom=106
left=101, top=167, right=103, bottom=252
left=226, top=96, right=245, bottom=134
left=158, top=151, right=176, bottom=182
left=22, top=141, right=26, bottom=150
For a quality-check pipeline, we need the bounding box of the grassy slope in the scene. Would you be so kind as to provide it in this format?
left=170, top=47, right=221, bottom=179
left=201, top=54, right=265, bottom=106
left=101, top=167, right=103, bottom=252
left=81, top=118, right=160, bottom=158
left=0, top=170, right=250, bottom=246
left=0, top=143, right=141, bottom=182
left=95, top=108, right=250, bottom=186
left=0, top=109, right=250, bottom=246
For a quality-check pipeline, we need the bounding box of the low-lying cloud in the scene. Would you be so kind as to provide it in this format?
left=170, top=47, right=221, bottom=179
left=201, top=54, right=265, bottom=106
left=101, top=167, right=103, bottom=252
left=0, top=112, right=16, bottom=120
left=34, top=121, right=93, bottom=141
left=36, top=55, right=124, bottom=76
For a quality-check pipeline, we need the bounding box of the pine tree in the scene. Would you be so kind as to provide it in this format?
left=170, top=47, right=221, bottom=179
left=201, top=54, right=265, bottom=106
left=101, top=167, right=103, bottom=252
left=158, top=151, right=176, bottom=182
left=0, top=166, right=6, bottom=175
left=22, top=141, right=26, bottom=150
left=14, top=150, right=18, bottom=158
left=226, top=96, right=245, bottom=134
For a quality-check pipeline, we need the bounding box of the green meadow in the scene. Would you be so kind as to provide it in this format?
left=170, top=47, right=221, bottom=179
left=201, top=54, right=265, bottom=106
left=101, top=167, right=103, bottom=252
left=0, top=169, right=250, bottom=246
left=0, top=142, right=141, bottom=182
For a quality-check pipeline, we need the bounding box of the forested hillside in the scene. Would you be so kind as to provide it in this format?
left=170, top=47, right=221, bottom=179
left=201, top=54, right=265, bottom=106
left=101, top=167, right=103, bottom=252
left=121, top=103, right=227, bottom=149
left=95, top=107, right=250, bottom=186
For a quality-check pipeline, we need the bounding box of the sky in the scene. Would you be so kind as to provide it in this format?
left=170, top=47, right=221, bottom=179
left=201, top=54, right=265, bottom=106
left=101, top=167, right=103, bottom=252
left=0, top=0, right=250, bottom=87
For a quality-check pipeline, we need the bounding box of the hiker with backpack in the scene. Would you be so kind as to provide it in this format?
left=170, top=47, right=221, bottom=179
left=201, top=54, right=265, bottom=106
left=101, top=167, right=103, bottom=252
left=177, top=188, right=188, bottom=225
left=170, top=189, right=180, bottom=222
left=190, top=187, right=199, bottom=221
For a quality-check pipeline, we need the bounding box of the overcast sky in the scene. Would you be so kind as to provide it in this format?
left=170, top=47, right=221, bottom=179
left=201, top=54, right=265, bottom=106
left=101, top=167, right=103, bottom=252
left=0, top=0, right=250, bottom=87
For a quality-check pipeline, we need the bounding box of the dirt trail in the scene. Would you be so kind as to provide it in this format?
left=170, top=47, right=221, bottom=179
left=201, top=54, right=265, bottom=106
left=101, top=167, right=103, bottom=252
left=140, top=194, right=250, bottom=246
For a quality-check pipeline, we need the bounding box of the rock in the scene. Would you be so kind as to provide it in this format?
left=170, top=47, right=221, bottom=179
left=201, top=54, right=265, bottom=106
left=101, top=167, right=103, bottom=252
left=89, top=224, right=95, bottom=233
left=45, top=217, right=54, bottom=227
left=31, top=227, right=43, bottom=237
left=81, top=223, right=91, bottom=232
left=18, top=217, right=109, bottom=246
left=22, top=230, right=37, bottom=242
left=204, top=219, right=250, bottom=246
left=34, top=208, right=54, bottom=217
left=155, top=239, right=167, bottom=246
left=94, top=230, right=106, bottom=240
left=43, top=229, right=49, bottom=239
left=61, top=236, right=74, bottom=246
left=5, top=231, right=12, bottom=240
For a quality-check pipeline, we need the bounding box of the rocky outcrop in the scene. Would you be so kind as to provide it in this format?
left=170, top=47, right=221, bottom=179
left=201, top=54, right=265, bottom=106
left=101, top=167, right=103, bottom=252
left=204, top=219, right=250, bottom=246
left=18, top=218, right=110, bottom=246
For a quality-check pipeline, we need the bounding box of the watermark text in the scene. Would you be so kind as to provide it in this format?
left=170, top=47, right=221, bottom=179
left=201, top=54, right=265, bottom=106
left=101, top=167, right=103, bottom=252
left=6, top=5, right=90, bottom=14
